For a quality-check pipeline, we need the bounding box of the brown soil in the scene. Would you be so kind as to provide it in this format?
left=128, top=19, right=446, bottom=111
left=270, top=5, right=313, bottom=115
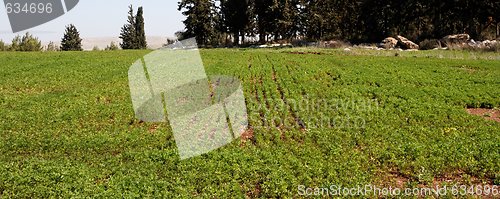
left=377, top=169, right=494, bottom=189
left=467, top=108, right=500, bottom=122
left=240, top=129, right=255, bottom=146
left=148, top=124, right=159, bottom=133
left=289, top=51, right=322, bottom=55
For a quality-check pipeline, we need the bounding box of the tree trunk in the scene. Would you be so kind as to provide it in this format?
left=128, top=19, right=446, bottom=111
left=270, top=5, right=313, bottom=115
left=497, top=22, right=499, bottom=39
left=259, top=33, right=266, bottom=44
left=234, top=32, right=240, bottom=46
left=241, top=32, right=245, bottom=46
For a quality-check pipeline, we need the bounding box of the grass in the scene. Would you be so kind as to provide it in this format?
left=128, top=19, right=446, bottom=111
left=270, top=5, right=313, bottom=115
left=0, top=49, right=499, bottom=197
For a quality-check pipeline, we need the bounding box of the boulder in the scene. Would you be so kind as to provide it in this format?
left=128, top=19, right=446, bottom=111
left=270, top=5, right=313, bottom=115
left=396, top=35, right=419, bottom=49
left=379, top=37, right=398, bottom=49
left=322, top=40, right=348, bottom=48
left=466, top=40, right=498, bottom=49
left=442, top=34, right=470, bottom=46
left=483, top=40, right=498, bottom=48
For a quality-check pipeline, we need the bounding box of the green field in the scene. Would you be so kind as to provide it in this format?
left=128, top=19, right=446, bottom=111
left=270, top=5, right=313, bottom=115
left=0, top=49, right=499, bottom=197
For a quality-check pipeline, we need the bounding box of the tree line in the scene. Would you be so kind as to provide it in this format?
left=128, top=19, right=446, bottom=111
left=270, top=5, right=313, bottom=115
left=0, top=5, right=146, bottom=52
left=177, top=0, right=500, bottom=46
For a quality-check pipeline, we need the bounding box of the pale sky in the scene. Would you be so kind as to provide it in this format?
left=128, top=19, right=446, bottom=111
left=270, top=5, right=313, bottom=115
left=0, top=0, right=185, bottom=43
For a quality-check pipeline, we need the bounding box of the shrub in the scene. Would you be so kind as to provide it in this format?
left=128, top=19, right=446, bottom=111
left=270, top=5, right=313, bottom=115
left=419, top=39, right=441, bottom=50
left=163, top=38, right=177, bottom=47
left=443, top=41, right=467, bottom=51
left=46, top=42, right=59, bottom=52
left=0, top=40, right=7, bottom=51
left=92, top=46, right=100, bottom=51
left=21, top=32, right=43, bottom=51
left=291, top=39, right=318, bottom=47
left=320, top=40, right=351, bottom=49
left=10, top=32, right=42, bottom=52
left=105, top=42, right=119, bottom=51
left=9, top=35, right=21, bottom=51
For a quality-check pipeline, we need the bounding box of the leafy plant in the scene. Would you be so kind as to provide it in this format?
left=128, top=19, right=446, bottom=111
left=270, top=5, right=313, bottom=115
left=0, top=49, right=498, bottom=197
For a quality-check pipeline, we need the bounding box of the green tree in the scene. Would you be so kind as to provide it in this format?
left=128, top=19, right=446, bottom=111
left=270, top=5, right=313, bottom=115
left=120, top=5, right=137, bottom=49
left=178, top=0, right=498, bottom=45
left=178, top=0, right=216, bottom=46
left=254, top=0, right=278, bottom=43
left=135, top=7, right=147, bottom=49
left=60, top=24, right=83, bottom=51
left=120, top=5, right=147, bottom=49
left=220, top=0, right=253, bottom=45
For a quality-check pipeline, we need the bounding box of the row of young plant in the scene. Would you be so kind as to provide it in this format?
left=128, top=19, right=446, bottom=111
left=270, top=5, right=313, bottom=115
left=226, top=51, right=378, bottom=132
left=199, top=49, right=499, bottom=189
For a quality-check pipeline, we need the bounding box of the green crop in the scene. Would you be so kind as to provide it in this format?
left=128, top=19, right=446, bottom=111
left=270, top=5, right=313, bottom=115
left=0, top=49, right=498, bottom=198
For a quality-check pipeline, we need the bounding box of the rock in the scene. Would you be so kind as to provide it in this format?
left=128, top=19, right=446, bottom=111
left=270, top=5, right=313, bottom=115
left=343, top=48, right=351, bottom=52
left=322, top=40, right=348, bottom=48
left=442, top=34, right=470, bottom=46
left=379, top=37, right=398, bottom=49
left=396, top=35, right=419, bottom=49
left=483, top=40, right=498, bottom=48
left=465, top=40, right=498, bottom=49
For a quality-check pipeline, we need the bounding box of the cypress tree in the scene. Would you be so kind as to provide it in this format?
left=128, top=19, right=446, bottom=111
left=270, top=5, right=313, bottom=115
left=135, top=7, right=147, bottom=49
left=120, top=5, right=137, bottom=49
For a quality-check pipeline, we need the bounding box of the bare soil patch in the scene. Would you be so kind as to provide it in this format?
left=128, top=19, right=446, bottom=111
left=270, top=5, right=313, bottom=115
left=288, top=51, right=322, bottom=55
left=377, top=169, right=494, bottom=189
left=467, top=108, right=500, bottom=122
left=240, top=128, right=256, bottom=146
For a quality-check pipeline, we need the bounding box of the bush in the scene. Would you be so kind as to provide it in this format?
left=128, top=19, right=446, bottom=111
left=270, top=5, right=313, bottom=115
left=163, top=38, right=177, bottom=47
left=46, top=42, right=59, bottom=51
left=444, top=42, right=467, bottom=51
left=21, top=32, right=43, bottom=51
left=105, top=42, right=119, bottom=51
left=9, top=33, right=42, bottom=51
left=9, top=36, right=21, bottom=51
left=0, top=40, right=7, bottom=51
left=320, top=40, right=351, bottom=49
left=419, top=39, right=441, bottom=50
left=92, top=46, right=100, bottom=51
left=291, top=39, right=318, bottom=47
